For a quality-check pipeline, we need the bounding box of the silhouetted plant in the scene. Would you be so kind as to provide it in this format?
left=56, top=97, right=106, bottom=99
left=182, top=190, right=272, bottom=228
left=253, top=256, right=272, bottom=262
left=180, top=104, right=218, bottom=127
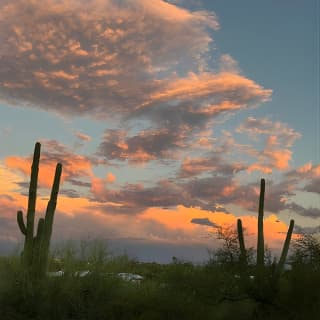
left=237, top=178, right=295, bottom=298
left=290, top=232, right=320, bottom=270
left=16, top=142, right=62, bottom=278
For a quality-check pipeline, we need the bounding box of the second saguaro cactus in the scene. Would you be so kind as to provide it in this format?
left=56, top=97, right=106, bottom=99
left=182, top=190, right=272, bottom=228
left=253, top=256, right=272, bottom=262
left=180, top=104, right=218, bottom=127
left=237, top=178, right=295, bottom=287
left=17, top=142, right=62, bottom=277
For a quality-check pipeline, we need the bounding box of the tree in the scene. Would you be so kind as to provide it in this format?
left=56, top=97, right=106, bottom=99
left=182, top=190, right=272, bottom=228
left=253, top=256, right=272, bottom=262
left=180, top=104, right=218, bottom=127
left=209, top=224, right=254, bottom=267
left=290, top=233, right=320, bottom=270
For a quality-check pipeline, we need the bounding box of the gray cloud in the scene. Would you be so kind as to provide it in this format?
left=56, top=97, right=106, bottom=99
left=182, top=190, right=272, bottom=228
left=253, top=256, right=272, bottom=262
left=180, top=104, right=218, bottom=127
left=97, top=128, right=188, bottom=163
left=294, top=224, right=320, bottom=235
left=304, top=178, right=320, bottom=194
left=190, top=217, right=218, bottom=227
left=67, top=179, right=92, bottom=188
left=179, top=154, right=247, bottom=178
left=0, top=194, right=14, bottom=201
left=286, top=164, right=320, bottom=194
left=59, top=188, right=81, bottom=198
left=286, top=202, right=320, bottom=219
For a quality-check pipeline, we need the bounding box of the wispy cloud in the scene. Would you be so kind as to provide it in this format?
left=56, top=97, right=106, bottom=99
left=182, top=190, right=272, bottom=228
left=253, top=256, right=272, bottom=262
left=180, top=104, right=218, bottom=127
left=237, top=117, right=301, bottom=147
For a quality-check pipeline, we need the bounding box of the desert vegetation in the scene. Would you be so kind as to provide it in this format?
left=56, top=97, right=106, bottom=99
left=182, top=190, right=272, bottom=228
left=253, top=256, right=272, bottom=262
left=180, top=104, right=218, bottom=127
left=1, top=142, right=319, bottom=319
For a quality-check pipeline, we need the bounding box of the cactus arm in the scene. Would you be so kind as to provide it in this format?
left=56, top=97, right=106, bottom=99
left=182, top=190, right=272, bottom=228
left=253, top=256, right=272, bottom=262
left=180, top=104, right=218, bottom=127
left=273, top=219, right=295, bottom=282
left=24, top=142, right=41, bottom=266
left=44, top=163, right=62, bottom=238
left=256, top=178, right=265, bottom=269
left=237, top=219, right=247, bottom=266
left=33, top=218, right=44, bottom=270
left=39, top=163, right=62, bottom=274
left=17, top=210, right=27, bottom=235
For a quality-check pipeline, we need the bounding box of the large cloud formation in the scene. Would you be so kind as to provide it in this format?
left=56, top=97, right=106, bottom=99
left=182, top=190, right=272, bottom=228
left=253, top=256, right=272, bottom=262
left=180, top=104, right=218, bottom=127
left=0, top=0, right=270, bottom=121
left=0, top=0, right=219, bottom=116
left=0, top=0, right=273, bottom=167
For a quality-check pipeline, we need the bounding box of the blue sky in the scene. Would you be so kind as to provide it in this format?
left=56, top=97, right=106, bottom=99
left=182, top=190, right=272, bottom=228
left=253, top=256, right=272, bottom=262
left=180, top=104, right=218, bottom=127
left=0, top=0, right=319, bottom=262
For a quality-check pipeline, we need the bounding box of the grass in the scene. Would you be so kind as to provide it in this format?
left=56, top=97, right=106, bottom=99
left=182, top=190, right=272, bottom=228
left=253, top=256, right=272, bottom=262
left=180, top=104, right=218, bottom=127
left=1, top=242, right=320, bottom=320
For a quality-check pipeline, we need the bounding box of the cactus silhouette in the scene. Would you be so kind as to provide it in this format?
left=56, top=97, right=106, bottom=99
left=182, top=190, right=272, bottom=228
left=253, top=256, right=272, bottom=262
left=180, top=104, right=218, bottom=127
left=237, top=178, right=294, bottom=289
left=16, top=142, right=62, bottom=277
left=237, top=219, right=247, bottom=267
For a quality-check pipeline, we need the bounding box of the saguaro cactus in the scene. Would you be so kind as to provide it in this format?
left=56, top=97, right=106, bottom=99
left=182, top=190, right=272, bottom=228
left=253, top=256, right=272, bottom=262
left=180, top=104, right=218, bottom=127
left=256, top=179, right=265, bottom=275
left=16, top=142, right=62, bottom=277
left=237, top=178, right=295, bottom=287
left=273, top=219, right=295, bottom=283
left=237, top=219, right=247, bottom=267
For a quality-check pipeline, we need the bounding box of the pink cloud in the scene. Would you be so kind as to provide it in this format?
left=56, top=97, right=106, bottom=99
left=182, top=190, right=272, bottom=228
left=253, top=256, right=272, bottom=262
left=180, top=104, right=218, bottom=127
left=0, top=0, right=271, bottom=134
left=106, top=172, right=116, bottom=183
left=74, top=131, right=92, bottom=142
left=237, top=117, right=301, bottom=147
left=147, top=72, right=271, bottom=110
left=0, top=0, right=220, bottom=118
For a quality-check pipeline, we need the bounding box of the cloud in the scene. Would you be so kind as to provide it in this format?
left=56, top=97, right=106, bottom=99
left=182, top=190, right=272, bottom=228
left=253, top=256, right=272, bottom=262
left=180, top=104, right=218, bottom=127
left=0, top=157, right=304, bottom=258
left=236, top=117, right=301, bottom=173
left=87, top=165, right=301, bottom=216
left=0, top=0, right=273, bottom=172
left=97, top=128, right=189, bottom=163
left=106, top=172, right=116, bottom=183
left=143, top=72, right=271, bottom=110
left=286, top=202, right=320, bottom=219
left=0, top=0, right=270, bottom=145
left=294, top=224, right=320, bottom=235
left=191, top=217, right=218, bottom=227
left=3, top=140, right=107, bottom=190
left=219, top=54, right=241, bottom=73
left=237, top=117, right=301, bottom=147
left=247, top=149, right=293, bottom=173
left=179, top=155, right=246, bottom=178
left=90, top=179, right=190, bottom=214
left=59, top=188, right=82, bottom=199
left=74, top=131, right=92, bottom=142
left=0, top=0, right=220, bottom=118
left=304, top=178, right=320, bottom=194
left=286, top=163, right=320, bottom=194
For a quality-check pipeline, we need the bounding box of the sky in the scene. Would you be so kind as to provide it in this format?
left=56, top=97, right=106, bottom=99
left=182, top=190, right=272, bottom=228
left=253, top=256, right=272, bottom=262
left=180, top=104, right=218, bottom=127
left=0, top=0, right=319, bottom=263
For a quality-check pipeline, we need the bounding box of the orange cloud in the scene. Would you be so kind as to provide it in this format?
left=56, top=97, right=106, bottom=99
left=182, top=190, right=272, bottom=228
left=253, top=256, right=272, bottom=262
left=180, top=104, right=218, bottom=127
left=247, top=164, right=273, bottom=174
left=0, top=160, right=299, bottom=254
left=148, top=72, right=271, bottom=107
left=138, top=205, right=294, bottom=248
left=265, top=149, right=292, bottom=170
left=91, top=177, right=107, bottom=199
left=0, top=0, right=220, bottom=118
left=4, top=142, right=95, bottom=189
left=237, top=117, right=301, bottom=148
left=74, top=131, right=92, bottom=142
left=106, top=172, right=116, bottom=183
left=297, top=162, right=312, bottom=173
left=313, top=165, right=320, bottom=177
left=5, top=156, right=64, bottom=188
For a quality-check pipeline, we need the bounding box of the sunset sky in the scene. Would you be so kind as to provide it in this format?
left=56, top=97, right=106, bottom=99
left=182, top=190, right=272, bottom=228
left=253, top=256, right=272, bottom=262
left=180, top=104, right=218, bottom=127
left=0, top=0, right=319, bottom=262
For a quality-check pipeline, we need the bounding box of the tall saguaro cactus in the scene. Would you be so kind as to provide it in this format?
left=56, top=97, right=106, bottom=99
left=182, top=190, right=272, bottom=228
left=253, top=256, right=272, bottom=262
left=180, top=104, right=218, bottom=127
left=237, top=219, right=247, bottom=267
left=256, top=179, right=265, bottom=273
left=17, top=142, right=62, bottom=277
left=237, top=178, right=295, bottom=288
left=255, top=179, right=265, bottom=287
